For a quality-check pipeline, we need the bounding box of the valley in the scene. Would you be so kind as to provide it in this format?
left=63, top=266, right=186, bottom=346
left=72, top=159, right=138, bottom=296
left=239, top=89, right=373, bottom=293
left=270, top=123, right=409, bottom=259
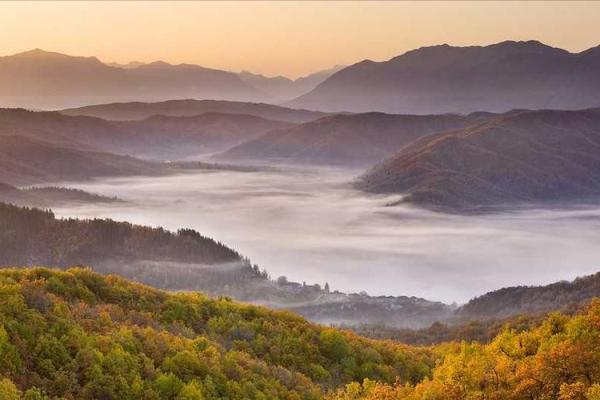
left=47, top=166, right=600, bottom=308
left=1, top=8, right=600, bottom=396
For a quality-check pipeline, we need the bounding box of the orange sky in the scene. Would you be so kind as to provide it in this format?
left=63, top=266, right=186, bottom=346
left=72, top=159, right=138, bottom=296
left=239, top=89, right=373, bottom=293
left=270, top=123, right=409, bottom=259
left=1, top=1, right=599, bottom=78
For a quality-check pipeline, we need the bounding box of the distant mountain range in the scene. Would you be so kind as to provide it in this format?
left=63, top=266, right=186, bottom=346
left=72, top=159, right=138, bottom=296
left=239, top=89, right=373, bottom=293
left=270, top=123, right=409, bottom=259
left=288, top=40, right=600, bottom=114
left=6, top=41, right=600, bottom=114
left=357, top=108, right=600, bottom=211
left=0, top=49, right=263, bottom=109
left=7, top=101, right=600, bottom=211
left=107, top=60, right=343, bottom=101
left=0, top=49, right=344, bottom=109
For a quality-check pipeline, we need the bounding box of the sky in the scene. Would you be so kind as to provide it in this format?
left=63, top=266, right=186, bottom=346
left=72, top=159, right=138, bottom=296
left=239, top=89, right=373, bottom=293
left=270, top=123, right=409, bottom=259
left=1, top=1, right=600, bottom=78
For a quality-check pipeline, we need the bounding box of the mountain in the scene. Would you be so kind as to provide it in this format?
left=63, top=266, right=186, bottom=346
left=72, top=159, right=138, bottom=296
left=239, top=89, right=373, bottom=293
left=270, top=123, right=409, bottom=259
left=238, top=65, right=345, bottom=101
left=0, top=108, right=127, bottom=153
left=0, top=135, right=167, bottom=186
left=113, top=113, right=291, bottom=158
left=288, top=40, right=600, bottom=114
left=0, top=49, right=266, bottom=109
left=61, top=98, right=325, bottom=123
left=357, top=108, right=600, bottom=211
left=0, top=108, right=291, bottom=160
left=218, top=112, right=473, bottom=166
left=0, top=267, right=433, bottom=399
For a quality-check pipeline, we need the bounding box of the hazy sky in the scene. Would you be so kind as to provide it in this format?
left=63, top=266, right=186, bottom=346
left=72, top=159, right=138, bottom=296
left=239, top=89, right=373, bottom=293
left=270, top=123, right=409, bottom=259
left=2, top=1, right=600, bottom=78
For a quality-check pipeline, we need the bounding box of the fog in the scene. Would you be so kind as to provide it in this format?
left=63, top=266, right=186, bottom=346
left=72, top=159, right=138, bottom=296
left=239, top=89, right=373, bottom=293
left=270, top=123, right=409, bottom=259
left=51, top=166, right=600, bottom=304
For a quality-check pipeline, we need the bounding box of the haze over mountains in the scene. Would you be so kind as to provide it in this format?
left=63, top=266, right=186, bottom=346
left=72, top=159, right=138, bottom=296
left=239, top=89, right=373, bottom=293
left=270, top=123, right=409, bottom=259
left=0, top=135, right=167, bottom=186
left=5, top=99, right=600, bottom=211
left=218, top=112, right=475, bottom=166
left=289, top=40, right=600, bottom=114
left=0, top=49, right=264, bottom=109
left=5, top=40, right=600, bottom=115
left=0, top=107, right=291, bottom=161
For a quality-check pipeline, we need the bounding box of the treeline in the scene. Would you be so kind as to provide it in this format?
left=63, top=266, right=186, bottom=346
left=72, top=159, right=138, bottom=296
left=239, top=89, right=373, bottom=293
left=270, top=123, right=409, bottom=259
left=0, top=201, right=249, bottom=273
left=457, top=272, right=600, bottom=319
left=0, top=267, right=434, bottom=399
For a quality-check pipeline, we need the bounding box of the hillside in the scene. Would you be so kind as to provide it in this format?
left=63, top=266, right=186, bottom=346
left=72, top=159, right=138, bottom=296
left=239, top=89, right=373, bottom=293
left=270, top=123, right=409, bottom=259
left=457, top=272, right=600, bottom=320
left=2, top=267, right=600, bottom=399
left=329, top=299, right=600, bottom=399
left=61, top=99, right=325, bottom=123
left=357, top=108, right=600, bottom=211
left=289, top=40, right=600, bottom=114
left=0, top=108, right=126, bottom=153
left=0, top=136, right=168, bottom=186
left=0, top=267, right=432, bottom=399
left=0, top=49, right=266, bottom=109
left=218, top=112, right=472, bottom=166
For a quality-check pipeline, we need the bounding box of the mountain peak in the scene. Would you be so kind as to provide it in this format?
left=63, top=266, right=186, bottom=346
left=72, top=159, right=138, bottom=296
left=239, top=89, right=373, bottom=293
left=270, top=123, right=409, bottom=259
left=11, top=48, right=64, bottom=58
left=5, top=48, right=104, bottom=65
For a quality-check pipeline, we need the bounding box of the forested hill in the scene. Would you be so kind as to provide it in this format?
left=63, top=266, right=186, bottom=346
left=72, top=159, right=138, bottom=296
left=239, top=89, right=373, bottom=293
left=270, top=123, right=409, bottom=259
left=0, top=267, right=432, bottom=399
left=329, top=299, right=600, bottom=399
left=0, top=202, right=241, bottom=267
left=2, top=267, right=600, bottom=399
left=0, top=202, right=263, bottom=298
left=456, top=272, right=600, bottom=319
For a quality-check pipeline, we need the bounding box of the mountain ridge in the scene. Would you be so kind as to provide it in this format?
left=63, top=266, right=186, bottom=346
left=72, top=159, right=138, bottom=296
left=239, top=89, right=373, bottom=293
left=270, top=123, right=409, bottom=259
left=288, top=40, right=600, bottom=114
left=0, top=49, right=267, bottom=109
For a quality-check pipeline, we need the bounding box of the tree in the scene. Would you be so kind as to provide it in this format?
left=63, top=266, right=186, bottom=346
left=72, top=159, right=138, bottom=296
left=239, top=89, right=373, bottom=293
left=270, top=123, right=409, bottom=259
left=0, top=378, right=21, bottom=400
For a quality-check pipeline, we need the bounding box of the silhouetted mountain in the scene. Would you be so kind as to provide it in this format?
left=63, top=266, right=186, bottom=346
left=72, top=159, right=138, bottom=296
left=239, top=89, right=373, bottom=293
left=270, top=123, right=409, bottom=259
left=0, top=136, right=167, bottom=185
left=357, top=108, right=600, bottom=211
left=61, top=98, right=324, bottom=123
left=0, top=49, right=266, bottom=109
left=289, top=40, right=600, bottom=114
left=218, top=112, right=473, bottom=166
left=0, top=108, right=291, bottom=160
left=239, top=65, right=345, bottom=101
